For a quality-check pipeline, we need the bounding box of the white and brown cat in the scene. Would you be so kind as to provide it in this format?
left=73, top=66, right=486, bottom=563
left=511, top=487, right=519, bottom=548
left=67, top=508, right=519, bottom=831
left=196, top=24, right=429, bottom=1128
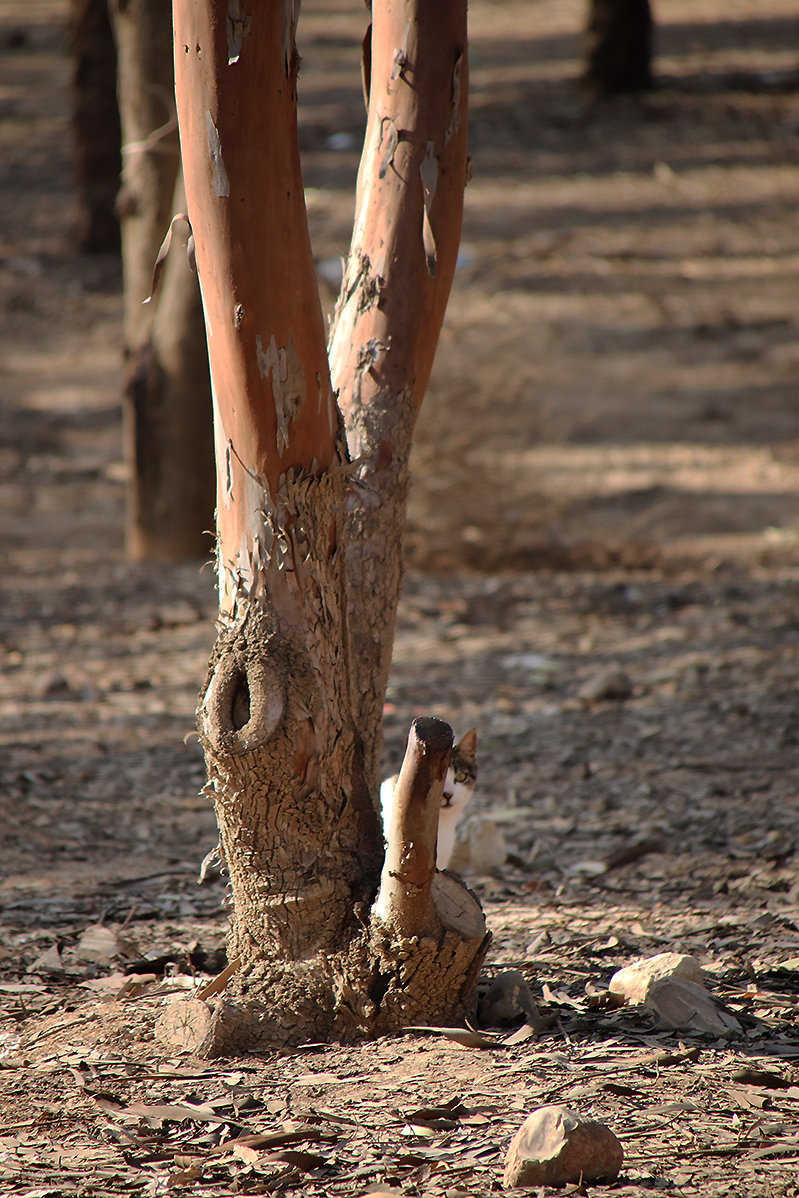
left=380, top=729, right=478, bottom=869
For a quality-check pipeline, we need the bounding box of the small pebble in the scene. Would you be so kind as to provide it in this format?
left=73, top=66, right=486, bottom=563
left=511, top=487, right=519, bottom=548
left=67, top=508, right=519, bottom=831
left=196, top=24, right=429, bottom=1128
left=577, top=666, right=632, bottom=703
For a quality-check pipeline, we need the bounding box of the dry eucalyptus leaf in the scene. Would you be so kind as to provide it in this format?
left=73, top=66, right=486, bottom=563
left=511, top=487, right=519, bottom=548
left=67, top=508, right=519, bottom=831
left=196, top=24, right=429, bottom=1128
left=403, top=1026, right=503, bottom=1048
left=106, top=1099, right=225, bottom=1124
left=264, top=1149, right=327, bottom=1170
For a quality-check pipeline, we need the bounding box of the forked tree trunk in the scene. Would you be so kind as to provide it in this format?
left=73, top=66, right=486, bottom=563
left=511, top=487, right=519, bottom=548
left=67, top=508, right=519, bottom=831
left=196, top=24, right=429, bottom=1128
left=583, top=0, right=653, bottom=98
left=159, top=0, right=487, bottom=1054
left=112, top=0, right=215, bottom=560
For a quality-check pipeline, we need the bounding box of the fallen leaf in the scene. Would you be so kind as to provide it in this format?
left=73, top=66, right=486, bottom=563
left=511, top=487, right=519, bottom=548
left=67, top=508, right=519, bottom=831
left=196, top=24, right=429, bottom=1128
left=733, top=1068, right=792, bottom=1090
left=101, top=1099, right=226, bottom=1124
left=402, top=1026, right=504, bottom=1048
left=264, top=1148, right=327, bottom=1170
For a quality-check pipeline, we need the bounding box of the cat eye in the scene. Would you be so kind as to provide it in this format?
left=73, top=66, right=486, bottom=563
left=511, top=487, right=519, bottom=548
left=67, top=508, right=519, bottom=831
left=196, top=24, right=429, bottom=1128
left=454, top=771, right=468, bottom=783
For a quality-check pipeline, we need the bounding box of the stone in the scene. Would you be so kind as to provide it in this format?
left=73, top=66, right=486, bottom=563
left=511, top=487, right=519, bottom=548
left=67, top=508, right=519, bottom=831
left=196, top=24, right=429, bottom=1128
left=503, top=1105, right=623, bottom=1188
left=609, top=953, right=704, bottom=1005
left=479, top=970, right=539, bottom=1027
left=577, top=667, right=632, bottom=704
left=645, top=977, right=741, bottom=1036
left=76, top=924, right=132, bottom=965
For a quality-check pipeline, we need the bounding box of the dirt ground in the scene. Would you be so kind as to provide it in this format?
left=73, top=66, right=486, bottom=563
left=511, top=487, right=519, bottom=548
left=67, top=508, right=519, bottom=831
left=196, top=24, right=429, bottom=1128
left=1, top=1, right=799, bottom=1195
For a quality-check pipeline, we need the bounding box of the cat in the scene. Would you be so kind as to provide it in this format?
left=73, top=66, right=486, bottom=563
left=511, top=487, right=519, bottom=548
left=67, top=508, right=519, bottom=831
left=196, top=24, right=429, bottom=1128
left=380, top=729, right=478, bottom=869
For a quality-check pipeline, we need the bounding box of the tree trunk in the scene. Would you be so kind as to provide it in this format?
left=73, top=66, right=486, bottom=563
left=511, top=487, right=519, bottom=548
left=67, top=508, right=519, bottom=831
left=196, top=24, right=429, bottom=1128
left=112, top=0, right=215, bottom=560
left=123, top=177, right=215, bottom=560
left=328, top=5, right=470, bottom=798
left=157, top=0, right=487, bottom=1054
left=69, top=0, right=121, bottom=253
left=583, top=0, right=654, bottom=98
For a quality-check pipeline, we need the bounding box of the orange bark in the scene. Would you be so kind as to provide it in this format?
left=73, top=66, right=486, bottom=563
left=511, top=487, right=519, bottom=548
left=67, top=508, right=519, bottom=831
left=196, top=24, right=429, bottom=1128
left=326, top=1, right=469, bottom=792
left=329, top=1, right=469, bottom=425
left=163, top=0, right=484, bottom=1052
left=173, top=0, right=338, bottom=608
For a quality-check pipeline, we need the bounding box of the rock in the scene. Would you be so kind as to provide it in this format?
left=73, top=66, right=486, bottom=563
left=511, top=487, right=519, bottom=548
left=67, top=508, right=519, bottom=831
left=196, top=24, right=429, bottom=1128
left=38, top=672, right=76, bottom=700
left=577, top=667, right=632, bottom=704
left=479, top=970, right=539, bottom=1028
left=645, top=977, right=742, bottom=1036
left=610, top=952, right=704, bottom=1005
left=503, top=1106, right=623, bottom=1188
left=76, top=925, right=134, bottom=965
left=29, top=945, right=63, bottom=975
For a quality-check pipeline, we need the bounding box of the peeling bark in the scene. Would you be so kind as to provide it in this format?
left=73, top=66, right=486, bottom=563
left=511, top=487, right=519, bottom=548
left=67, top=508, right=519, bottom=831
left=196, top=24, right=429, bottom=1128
left=328, top=1, right=469, bottom=794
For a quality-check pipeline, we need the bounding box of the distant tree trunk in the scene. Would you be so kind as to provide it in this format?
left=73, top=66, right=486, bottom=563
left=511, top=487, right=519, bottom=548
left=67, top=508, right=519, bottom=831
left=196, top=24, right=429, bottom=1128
left=157, top=0, right=487, bottom=1055
left=583, top=0, right=653, bottom=97
left=111, top=0, right=215, bottom=560
left=69, top=0, right=121, bottom=252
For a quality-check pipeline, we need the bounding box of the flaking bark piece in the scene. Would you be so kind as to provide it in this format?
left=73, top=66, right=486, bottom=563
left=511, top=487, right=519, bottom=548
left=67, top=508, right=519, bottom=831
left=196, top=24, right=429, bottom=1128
left=142, top=213, right=193, bottom=305
left=374, top=716, right=452, bottom=937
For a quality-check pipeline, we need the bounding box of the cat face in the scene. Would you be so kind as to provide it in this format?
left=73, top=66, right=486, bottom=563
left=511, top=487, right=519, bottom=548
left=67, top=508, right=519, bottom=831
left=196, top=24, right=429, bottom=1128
left=441, top=728, right=477, bottom=809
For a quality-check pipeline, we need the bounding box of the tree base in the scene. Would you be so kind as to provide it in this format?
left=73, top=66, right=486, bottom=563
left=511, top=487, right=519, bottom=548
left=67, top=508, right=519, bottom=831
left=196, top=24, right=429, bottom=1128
left=156, top=903, right=490, bottom=1057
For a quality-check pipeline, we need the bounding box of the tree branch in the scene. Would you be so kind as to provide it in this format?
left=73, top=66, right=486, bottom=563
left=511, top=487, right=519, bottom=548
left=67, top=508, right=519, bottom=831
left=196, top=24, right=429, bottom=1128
left=373, top=717, right=452, bottom=937
left=173, top=0, right=340, bottom=615
left=328, top=0, right=469, bottom=793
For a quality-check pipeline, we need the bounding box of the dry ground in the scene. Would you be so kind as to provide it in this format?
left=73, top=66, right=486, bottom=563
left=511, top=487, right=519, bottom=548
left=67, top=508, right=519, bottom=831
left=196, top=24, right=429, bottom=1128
left=1, top=1, right=799, bottom=1195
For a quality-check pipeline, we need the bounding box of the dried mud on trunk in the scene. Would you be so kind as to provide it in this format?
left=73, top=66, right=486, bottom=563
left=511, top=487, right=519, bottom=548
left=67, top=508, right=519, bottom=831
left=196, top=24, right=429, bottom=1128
left=1, top=1, right=798, bottom=1195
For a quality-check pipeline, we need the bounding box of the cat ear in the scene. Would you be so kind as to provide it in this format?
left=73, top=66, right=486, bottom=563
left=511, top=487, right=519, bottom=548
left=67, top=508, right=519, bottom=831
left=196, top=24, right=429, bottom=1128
left=457, top=728, right=477, bottom=763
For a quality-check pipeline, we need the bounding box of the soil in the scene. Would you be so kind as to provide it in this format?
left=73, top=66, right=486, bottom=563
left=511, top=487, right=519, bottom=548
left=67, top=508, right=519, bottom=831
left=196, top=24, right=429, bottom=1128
left=1, top=1, right=799, bottom=1195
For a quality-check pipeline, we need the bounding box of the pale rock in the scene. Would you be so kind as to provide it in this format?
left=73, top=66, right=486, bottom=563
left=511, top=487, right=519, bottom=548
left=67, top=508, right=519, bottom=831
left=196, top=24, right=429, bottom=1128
left=577, top=667, right=632, bottom=704
left=447, top=816, right=507, bottom=875
left=503, top=1105, right=623, bottom=1188
left=76, top=924, right=133, bottom=965
left=645, top=977, right=742, bottom=1036
left=610, top=952, right=704, bottom=1005
left=29, top=945, right=63, bottom=974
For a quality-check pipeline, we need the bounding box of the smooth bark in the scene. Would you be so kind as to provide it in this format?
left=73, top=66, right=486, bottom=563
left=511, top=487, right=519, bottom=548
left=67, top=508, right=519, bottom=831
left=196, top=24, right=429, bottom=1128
left=329, top=4, right=469, bottom=794
left=374, top=718, right=452, bottom=937
left=123, top=179, right=215, bottom=560
left=112, top=0, right=180, bottom=348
